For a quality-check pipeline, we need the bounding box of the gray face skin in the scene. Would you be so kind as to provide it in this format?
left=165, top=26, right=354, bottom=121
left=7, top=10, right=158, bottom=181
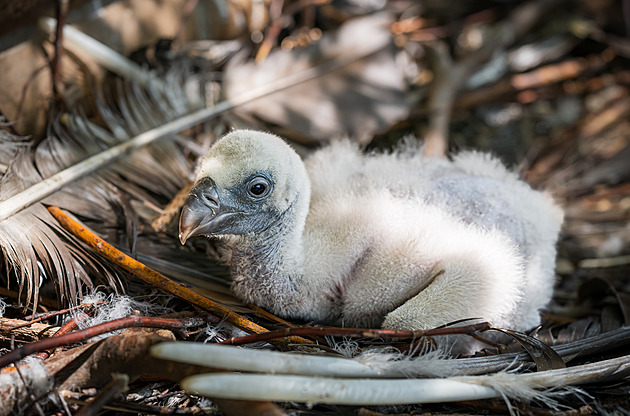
left=179, top=172, right=280, bottom=243
left=179, top=130, right=310, bottom=249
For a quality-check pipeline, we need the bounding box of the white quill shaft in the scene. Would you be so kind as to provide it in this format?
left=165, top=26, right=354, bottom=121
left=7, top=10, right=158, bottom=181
left=0, top=24, right=388, bottom=223
left=180, top=354, right=630, bottom=406
left=153, top=341, right=630, bottom=407
left=182, top=374, right=500, bottom=405
left=152, top=342, right=392, bottom=378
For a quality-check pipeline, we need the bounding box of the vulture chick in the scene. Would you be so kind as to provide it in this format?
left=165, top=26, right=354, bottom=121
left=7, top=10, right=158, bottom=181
left=180, top=130, right=563, bottom=333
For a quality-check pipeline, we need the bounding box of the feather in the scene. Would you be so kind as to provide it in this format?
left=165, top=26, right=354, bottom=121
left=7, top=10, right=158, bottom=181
left=152, top=342, right=465, bottom=379
left=0, top=130, right=117, bottom=309
left=0, top=69, right=202, bottom=310
left=0, top=20, right=389, bottom=224
left=154, top=341, right=630, bottom=413
left=182, top=374, right=502, bottom=406
left=153, top=325, right=630, bottom=378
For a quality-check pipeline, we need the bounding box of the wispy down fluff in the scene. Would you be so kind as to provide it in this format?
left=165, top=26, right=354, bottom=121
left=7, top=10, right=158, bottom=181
left=0, top=296, right=6, bottom=318
left=70, top=291, right=172, bottom=340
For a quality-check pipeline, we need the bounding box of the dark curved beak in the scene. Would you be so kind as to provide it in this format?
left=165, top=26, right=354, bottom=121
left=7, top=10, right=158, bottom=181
left=179, top=179, right=234, bottom=244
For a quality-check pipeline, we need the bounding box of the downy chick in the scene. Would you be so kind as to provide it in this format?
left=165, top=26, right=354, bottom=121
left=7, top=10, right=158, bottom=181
left=180, top=130, right=563, bottom=333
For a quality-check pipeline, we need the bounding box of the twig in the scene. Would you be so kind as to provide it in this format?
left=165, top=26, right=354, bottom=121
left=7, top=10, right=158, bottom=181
left=54, top=390, right=74, bottom=416
left=0, top=314, right=206, bottom=368
left=0, top=318, right=60, bottom=341
left=150, top=182, right=193, bottom=233
left=51, top=0, right=70, bottom=103
left=219, top=322, right=491, bottom=346
left=254, top=0, right=331, bottom=62
left=247, top=303, right=296, bottom=328
left=16, top=302, right=105, bottom=326
left=76, top=373, right=128, bottom=416
left=255, top=0, right=285, bottom=63
left=39, top=17, right=165, bottom=91
left=579, top=254, right=630, bottom=269
left=34, top=314, right=82, bottom=360
left=423, top=42, right=457, bottom=157
left=47, top=206, right=313, bottom=347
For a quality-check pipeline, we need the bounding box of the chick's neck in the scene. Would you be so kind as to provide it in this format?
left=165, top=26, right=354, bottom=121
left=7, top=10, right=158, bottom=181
left=228, top=195, right=313, bottom=319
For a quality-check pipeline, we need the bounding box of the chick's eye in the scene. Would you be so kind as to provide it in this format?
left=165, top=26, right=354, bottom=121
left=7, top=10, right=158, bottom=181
left=247, top=177, right=272, bottom=198
left=250, top=183, right=266, bottom=195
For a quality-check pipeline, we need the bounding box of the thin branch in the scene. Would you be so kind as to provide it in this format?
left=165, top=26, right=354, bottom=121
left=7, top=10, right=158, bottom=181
left=219, top=322, right=491, bottom=346
left=51, top=0, right=70, bottom=103
left=17, top=302, right=105, bottom=327
left=0, top=314, right=206, bottom=368
left=39, top=17, right=165, bottom=91
left=255, top=0, right=285, bottom=63
left=246, top=303, right=296, bottom=328
left=46, top=206, right=313, bottom=347
left=76, top=373, right=128, bottom=416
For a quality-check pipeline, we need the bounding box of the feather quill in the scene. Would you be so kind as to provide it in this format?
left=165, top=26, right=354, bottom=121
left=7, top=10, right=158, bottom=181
left=153, top=326, right=630, bottom=378
left=154, top=327, right=630, bottom=412
left=154, top=341, right=630, bottom=413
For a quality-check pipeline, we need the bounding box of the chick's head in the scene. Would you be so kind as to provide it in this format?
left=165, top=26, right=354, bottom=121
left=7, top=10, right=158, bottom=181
left=179, top=130, right=309, bottom=243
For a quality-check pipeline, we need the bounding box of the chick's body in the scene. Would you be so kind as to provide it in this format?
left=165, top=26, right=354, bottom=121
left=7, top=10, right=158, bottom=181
left=180, top=131, right=563, bottom=333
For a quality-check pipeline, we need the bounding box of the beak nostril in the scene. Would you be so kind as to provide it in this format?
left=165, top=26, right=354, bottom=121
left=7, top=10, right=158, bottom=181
left=199, top=191, right=220, bottom=211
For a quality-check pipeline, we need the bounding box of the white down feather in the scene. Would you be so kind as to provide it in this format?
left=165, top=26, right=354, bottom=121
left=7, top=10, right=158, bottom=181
left=182, top=130, right=564, bottom=337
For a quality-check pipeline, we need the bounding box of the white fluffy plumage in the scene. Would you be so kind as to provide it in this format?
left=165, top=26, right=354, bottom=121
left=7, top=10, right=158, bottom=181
left=179, top=130, right=563, bottom=335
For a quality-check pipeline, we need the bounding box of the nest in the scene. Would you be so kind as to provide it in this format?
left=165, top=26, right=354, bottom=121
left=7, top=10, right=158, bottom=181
left=1, top=0, right=629, bottom=415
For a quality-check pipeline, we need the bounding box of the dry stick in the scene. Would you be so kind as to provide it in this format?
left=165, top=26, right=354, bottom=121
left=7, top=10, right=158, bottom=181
left=17, top=302, right=105, bottom=326
left=456, top=55, right=609, bottom=110
left=46, top=206, right=312, bottom=346
left=247, top=303, right=296, bottom=328
left=34, top=314, right=83, bottom=360
left=76, top=374, right=129, bottom=416
left=255, top=0, right=285, bottom=63
left=255, top=0, right=331, bottom=63
left=219, top=322, right=492, bottom=346
left=0, top=315, right=206, bottom=368
left=51, top=0, right=70, bottom=102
